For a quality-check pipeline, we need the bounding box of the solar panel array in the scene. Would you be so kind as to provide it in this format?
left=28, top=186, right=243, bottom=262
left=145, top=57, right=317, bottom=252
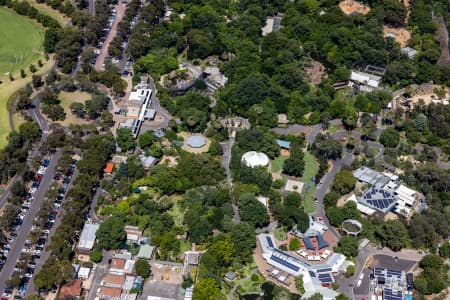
left=318, top=273, right=333, bottom=283
left=316, top=268, right=332, bottom=273
left=270, top=254, right=300, bottom=272
left=362, top=187, right=396, bottom=211
left=383, top=288, right=403, bottom=300
left=375, top=268, right=403, bottom=278
left=309, top=271, right=316, bottom=278
left=266, top=236, right=274, bottom=248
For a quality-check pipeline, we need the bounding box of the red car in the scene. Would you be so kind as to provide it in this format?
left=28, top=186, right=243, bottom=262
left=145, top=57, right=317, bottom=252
left=35, top=175, right=43, bottom=181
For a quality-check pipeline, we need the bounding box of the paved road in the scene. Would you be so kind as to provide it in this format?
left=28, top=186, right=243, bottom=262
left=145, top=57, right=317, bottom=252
left=94, top=3, right=127, bottom=71
left=89, top=188, right=102, bottom=223
left=25, top=168, right=79, bottom=296
left=87, top=251, right=112, bottom=300
left=0, top=151, right=62, bottom=293
left=29, top=94, right=49, bottom=135
left=220, top=134, right=240, bottom=223
left=312, top=152, right=353, bottom=240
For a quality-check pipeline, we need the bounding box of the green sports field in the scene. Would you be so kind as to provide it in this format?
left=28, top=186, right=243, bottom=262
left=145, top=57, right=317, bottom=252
left=0, top=7, right=44, bottom=75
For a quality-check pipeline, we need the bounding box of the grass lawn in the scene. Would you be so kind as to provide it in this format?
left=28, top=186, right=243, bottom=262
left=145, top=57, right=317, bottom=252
left=300, top=151, right=319, bottom=214
left=0, top=7, right=51, bottom=148
left=0, top=8, right=44, bottom=75
left=57, top=91, right=92, bottom=127
left=271, top=156, right=287, bottom=173
left=168, top=201, right=185, bottom=226
left=274, top=226, right=287, bottom=241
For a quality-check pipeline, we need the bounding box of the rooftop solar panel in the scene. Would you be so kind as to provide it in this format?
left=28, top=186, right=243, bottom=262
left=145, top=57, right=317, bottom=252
left=320, top=277, right=333, bottom=283
left=309, top=271, right=315, bottom=277
left=270, top=255, right=300, bottom=272
left=266, top=236, right=274, bottom=248
left=316, top=268, right=332, bottom=273
left=318, top=273, right=332, bottom=278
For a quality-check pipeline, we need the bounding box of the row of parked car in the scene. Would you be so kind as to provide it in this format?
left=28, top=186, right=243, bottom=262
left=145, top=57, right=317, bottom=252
left=0, top=158, right=51, bottom=299
left=1, top=158, right=77, bottom=299
left=91, top=7, right=118, bottom=66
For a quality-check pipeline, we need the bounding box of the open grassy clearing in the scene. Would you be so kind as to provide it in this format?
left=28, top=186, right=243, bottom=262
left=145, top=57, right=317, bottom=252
left=56, top=91, right=92, bottom=127
left=0, top=7, right=50, bottom=147
left=0, top=8, right=44, bottom=75
left=300, top=151, right=319, bottom=214
left=271, top=156, right=287, bottom=173
left=0, top=56, right=54, bottom=148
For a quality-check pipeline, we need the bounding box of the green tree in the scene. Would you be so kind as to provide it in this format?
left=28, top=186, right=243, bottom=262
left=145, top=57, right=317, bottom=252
left=283, top=137, right=305, bottom=177
left=193, top=278, right=222, bottom=300
left=116, top=128, right=136, bottom=152
left=32, top=75, right=43, bottom=88
left=344, top=265, right=355, bottom=277
left=332, top=169, right=356, bottom=195
left=29, top=64, right=37, bottom=73
left=375, top=220, right=409, bottom=251
left=138, top=131, right=155, bottom=148
left=96, top=216, right=126, bottom=250
left=238, top=193, right=269, bottom=228
left=380, top=128, right=400, bottom=148
left=90, top=249, right=102, bottom=263
left=295, top=275, right=305, bottom=294
left=439, top=242, right=450, bottom=259
left=289, top=238, right=301, bottom=251
left=334, top=236, right=358, bottom=257
left=135, top=259, right=151, bottom=278
left=414, top=113, right=427, bottom=131
left=70, top=102, right=85, bottom=118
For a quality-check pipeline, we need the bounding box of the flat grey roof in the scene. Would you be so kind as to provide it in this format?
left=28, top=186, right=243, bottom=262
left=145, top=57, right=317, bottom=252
left=353, top=166, right=390, bottom=187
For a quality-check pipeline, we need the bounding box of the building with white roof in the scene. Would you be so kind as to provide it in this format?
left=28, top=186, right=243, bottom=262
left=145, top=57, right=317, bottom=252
left=393, top=184, right=421, bottom=218
left=241, top=151, right=269, bottom=168
left=77, top=223, right=100, bottom=254
left=401, top=47, right=418, bottom=59
left=353, top=167, right=424, bottom=218
left=348, top=70, right=382, bottom=93
left=347, top=194, right=377, bottom=216
left=78, top=267, right=91, bottom=279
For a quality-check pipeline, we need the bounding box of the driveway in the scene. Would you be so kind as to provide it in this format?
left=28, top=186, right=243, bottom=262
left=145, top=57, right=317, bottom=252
left=0, top=151, right=62, bottom=293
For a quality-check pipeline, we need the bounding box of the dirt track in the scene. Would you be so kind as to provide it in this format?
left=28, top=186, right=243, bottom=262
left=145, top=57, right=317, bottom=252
left=436, top=16, right=450, bottom=68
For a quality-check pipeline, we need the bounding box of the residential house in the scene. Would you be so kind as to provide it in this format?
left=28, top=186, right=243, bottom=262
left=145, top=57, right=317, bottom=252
left=99, top=287, right=122, bottom=300
left=124, top=226, right=142, bottom=244
left=348, top=70, right=382, bottom=93
left=78, top=267, right=91, bottom=280
left=59, top=279, right=82, bottom=299
left=77, top=223, right=100, bottom=254
left=137, top=244, right=155, bottom=260
left=102, top=274, right=126, bottom=288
